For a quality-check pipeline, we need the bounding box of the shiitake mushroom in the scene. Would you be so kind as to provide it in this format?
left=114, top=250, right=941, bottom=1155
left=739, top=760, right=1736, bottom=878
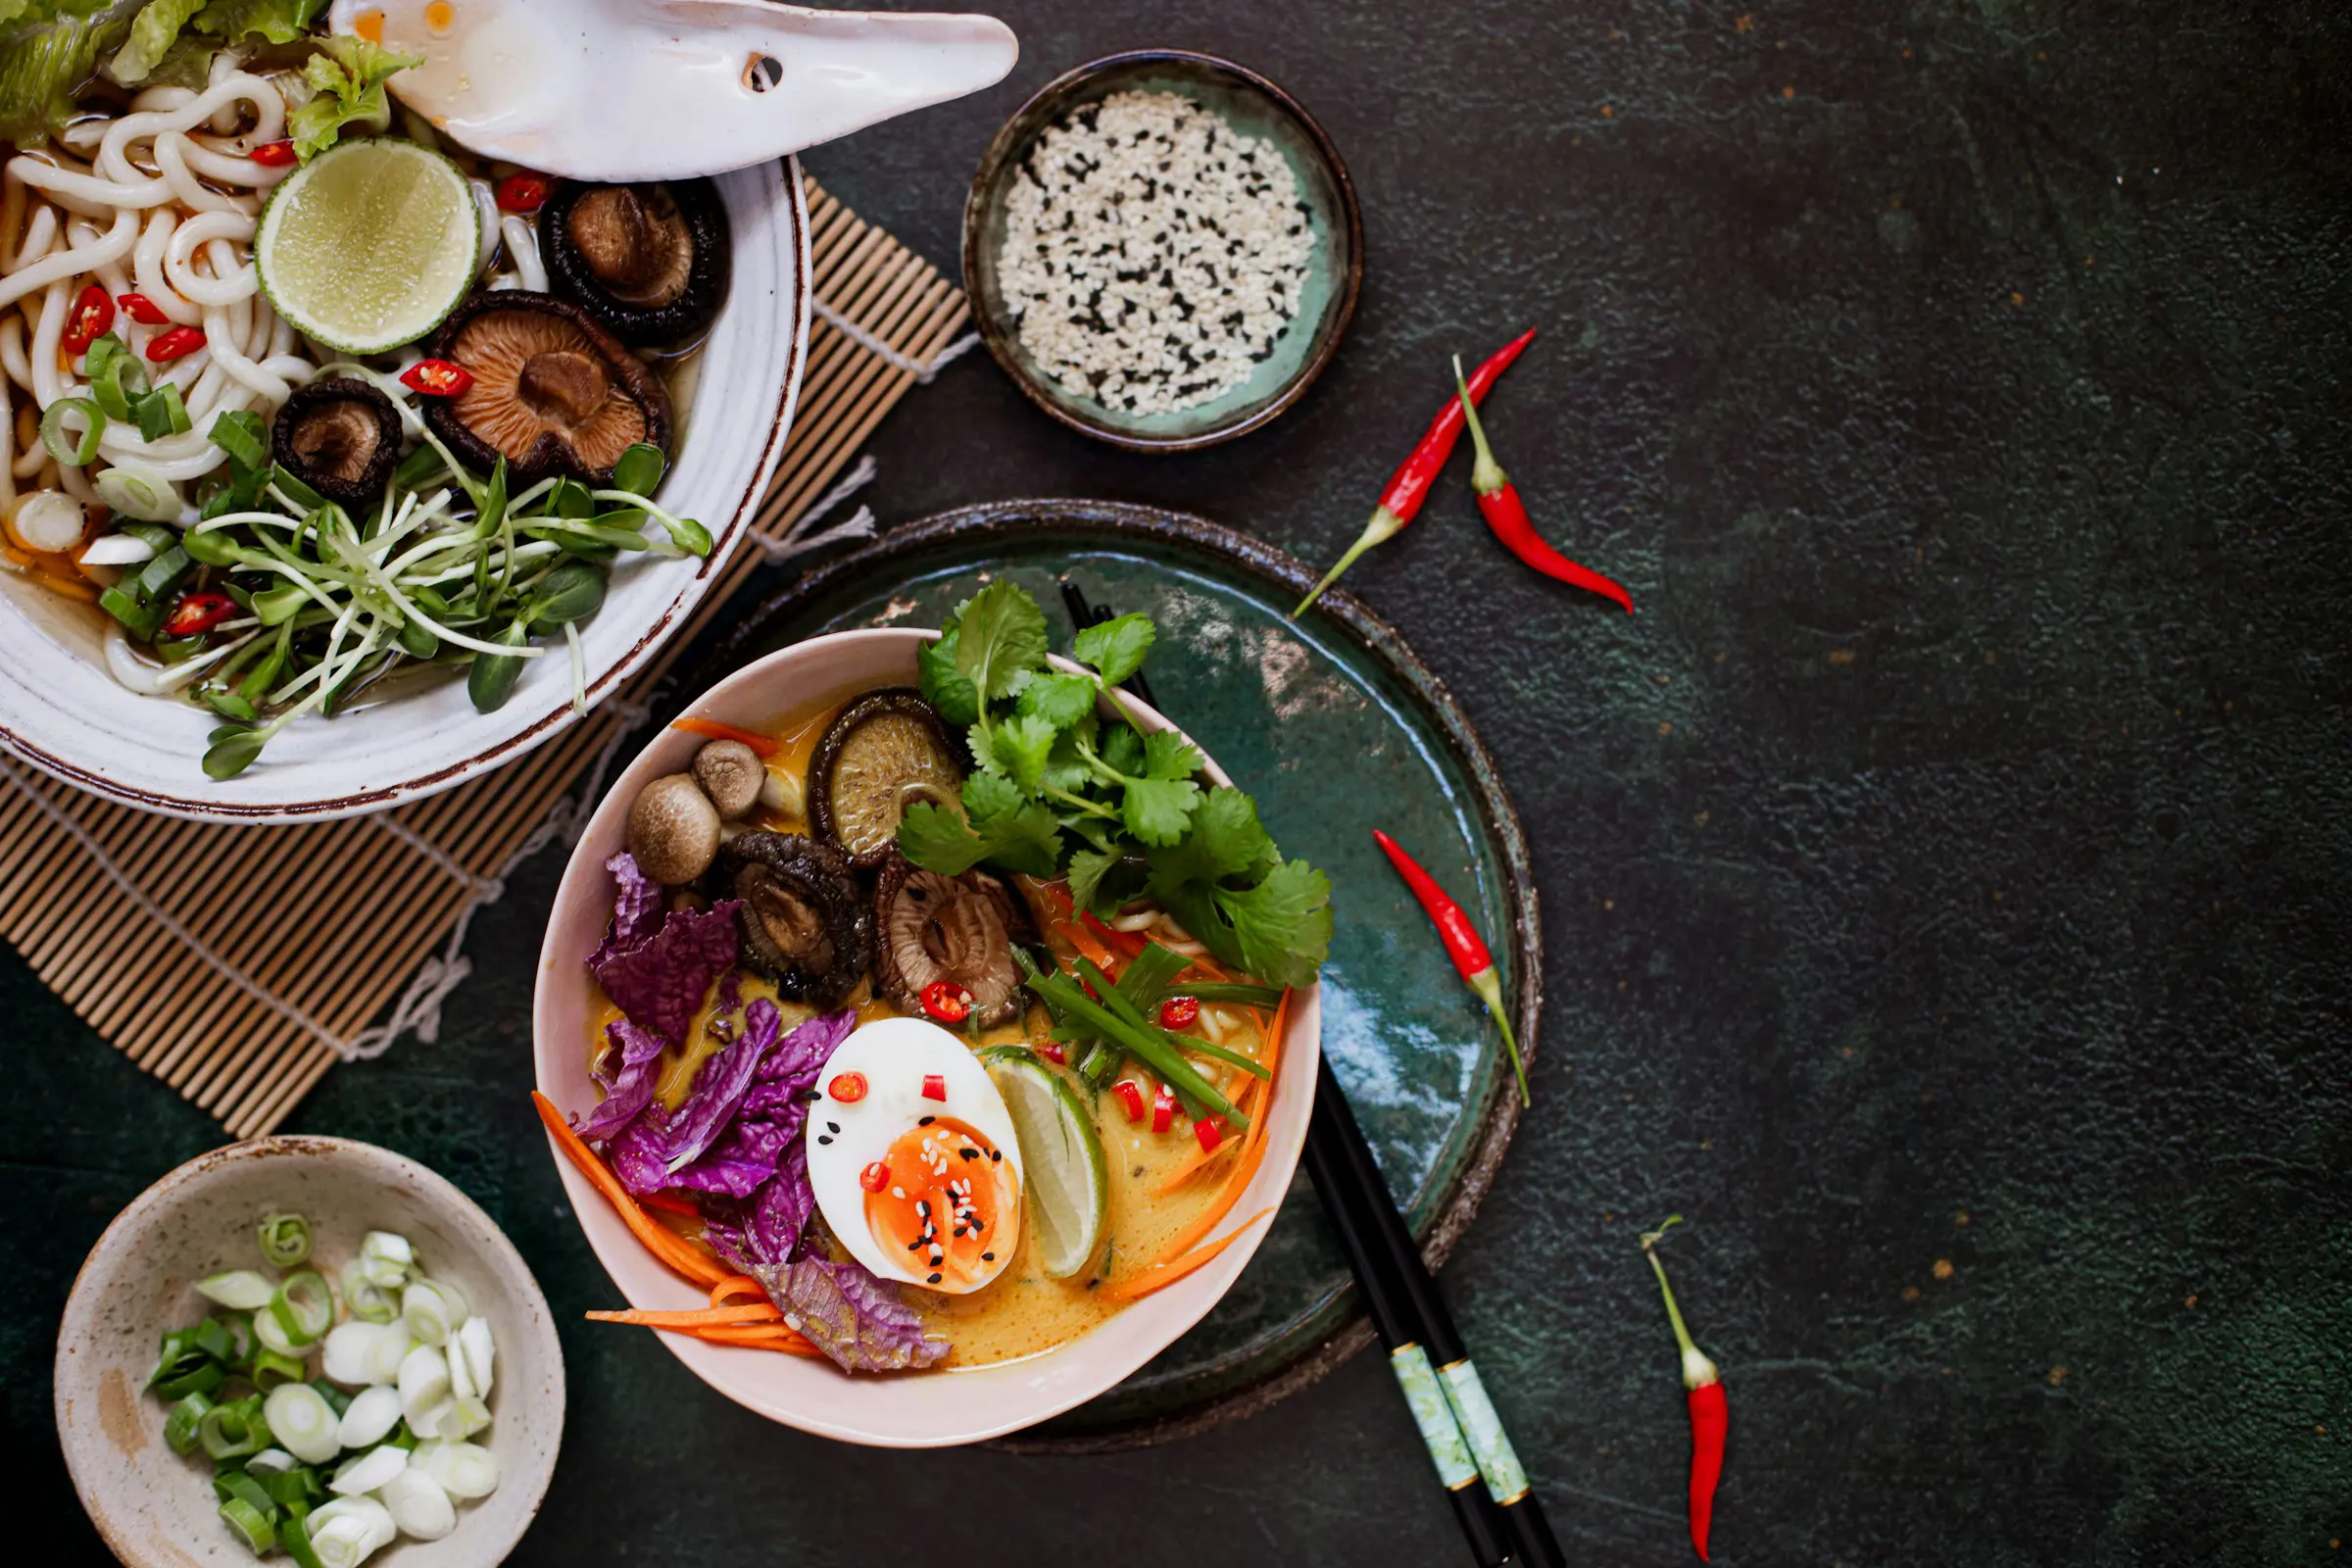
left=870, top=854, right=1032, bottom=1029
left=539, top=178, right=730, bottom=346
left=711, top=831, right=871, bottom=1009
left=271, top=376, right=401, bottom=508
left=420, top=292, right=670, bottom=486
left=808, top=690, right=963, bottom=869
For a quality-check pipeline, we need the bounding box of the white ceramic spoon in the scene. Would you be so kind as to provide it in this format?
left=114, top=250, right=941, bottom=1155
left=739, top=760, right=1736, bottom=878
left=325, top=0, right=1017, bottom=180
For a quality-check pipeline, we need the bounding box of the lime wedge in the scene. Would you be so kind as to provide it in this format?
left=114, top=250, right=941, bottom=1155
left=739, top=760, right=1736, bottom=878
left=256, top=138, right=479, bottom=356
left=981, top=1046, right=1107, bottom=1280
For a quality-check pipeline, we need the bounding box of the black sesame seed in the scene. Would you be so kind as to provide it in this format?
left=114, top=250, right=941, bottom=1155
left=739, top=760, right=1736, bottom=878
left=816, top=1135, right=832, bottom=1145
left=927, top=1273, right=943, bottom=1285
left=959, top=1148, right=980, bottom=1160
left=989, top=1150, right=1003, bottom=1162
left=825, top=1121, right=840, bottom=1134
left=919, top=1115, right=936, bottom=1126
left=981, top=1252, right=996, bottom=1262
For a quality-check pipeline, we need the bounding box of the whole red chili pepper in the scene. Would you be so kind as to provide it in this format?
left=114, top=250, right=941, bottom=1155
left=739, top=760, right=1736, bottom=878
left=1452, top=355, right=1633, bottom=612
left=61, top=284, right=114, bottom=355
left=161, top=591, right=236, bottom=638
left=247, top=139, right=297, bottom=168
left=145, top=325, right=206, bottom=364
left=1371, top=828, right=1529, bottom=1104
left=400, top=358, right=474, bottom=398
left=118, top=291, right=172, bottom=326
left=1292, top=327, right=1538, bottom=617
left=1642, top=1216, right=1726, bottom=1561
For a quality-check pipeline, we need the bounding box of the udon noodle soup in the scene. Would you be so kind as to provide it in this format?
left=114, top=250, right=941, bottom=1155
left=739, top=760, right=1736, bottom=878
left=0, top=22, right=728, bottom=778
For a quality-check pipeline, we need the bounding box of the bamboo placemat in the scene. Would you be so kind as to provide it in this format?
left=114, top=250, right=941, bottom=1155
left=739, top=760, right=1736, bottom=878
left=0, top=173, right=972, bottom=1138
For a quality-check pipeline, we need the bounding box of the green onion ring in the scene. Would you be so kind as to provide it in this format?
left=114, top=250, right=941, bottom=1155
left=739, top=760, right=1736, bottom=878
left=257, top=1210, right=312, bottom=1267
left=38, top=396, right=103, bottom=466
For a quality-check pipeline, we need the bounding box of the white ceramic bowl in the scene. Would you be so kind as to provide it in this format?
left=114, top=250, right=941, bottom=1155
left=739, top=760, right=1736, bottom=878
left=0, top=161, right=810, bottom=821
left=530, top=628, right=1321, bottom=1446
left=57, top=1136, right=564, bottom=1568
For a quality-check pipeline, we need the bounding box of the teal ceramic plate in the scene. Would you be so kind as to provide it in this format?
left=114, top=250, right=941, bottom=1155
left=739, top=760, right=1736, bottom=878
left=703, top=501, right=1536, bottom=1447
left=961, top=52, right=1364, bottom=452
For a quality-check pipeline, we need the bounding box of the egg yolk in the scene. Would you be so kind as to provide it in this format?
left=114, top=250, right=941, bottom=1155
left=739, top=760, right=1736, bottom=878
left=864, top=1117, right=1010, bottom=1290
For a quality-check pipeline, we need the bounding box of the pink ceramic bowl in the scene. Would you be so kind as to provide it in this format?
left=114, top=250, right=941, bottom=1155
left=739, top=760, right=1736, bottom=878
left=530, top=628, right=1320, bottom=1446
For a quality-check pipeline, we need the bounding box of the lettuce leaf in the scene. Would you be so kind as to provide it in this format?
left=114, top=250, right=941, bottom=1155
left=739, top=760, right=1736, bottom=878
left=106, top=0, right=207, bottom=83
left=0, top=1, right=132, bottom=144
left=286, top=33, right=416, bottom=159
left=188, top=0, right=323, bottom=43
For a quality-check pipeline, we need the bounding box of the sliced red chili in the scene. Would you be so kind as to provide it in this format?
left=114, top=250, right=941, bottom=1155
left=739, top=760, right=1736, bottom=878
left=1113, top=1080, right=1146, bottom=1123
left=117, top=292, right=171, bottom=326
left=144, top=326, right=205, bottom=364
left=161, top=591, right=236, bottom=638
left=495, top=172, right=550, bottom=213
left=247, top=139, right=297, bottom=167
left=1158, top=995, right=1200, bottom=1029
left=920, top=1073, right=948, bottom=1102
left=1035, top=1040, right=1066, bottom=1065
left=399, top=358, right=474, bottom=398
left=1150, top=1081, right=1177, bottom=1134
left=1194, top=1115, right=1227, bottom=1153
left=858, top=1160, right=891, bottom=1194
left=920, top=980, right=973, bottom=1024
left=826, top=1071, right=866, bottom=1103
left=61, top=284, right=113, bottom=355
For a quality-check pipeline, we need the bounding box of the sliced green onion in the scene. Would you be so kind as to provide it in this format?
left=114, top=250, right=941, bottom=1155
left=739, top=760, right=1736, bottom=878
left=196, top=1269, right=274, bottom=1311
left=359, top=1320, right=415, bottom=1386
left=257, top=1210, right=312, bottom=1267
left=191, top=1317, right=238, bottom=1362
left=134, top=380, right=191, bottom=441
left=251, top=1348, right=310, bottom=1392
left=262, top=1268, right=333, bottom=1350
left=39, top=396, right=104, bottom=466
left=164, top=1390, right=215, bottom=1454
left=218, top=1495, right=277, bottom=1554
left=395, top=1342, right=449, bottom=1431
left=381, top=1466, right=457, bottom=1540
left=258, top=1461, right=319, bottom=1509
left=338, top=1260, right=398, bottom=1325
left=303, top=1496, right=397, bottom=1568
left=198, top=1396, right=270, bottom=1461
left=261, top=1382, right=340, bottom=1465
left=86, top=334, right=146, bottom=421
left=244, top=1446, right=297, bottom=1475
left=326, top=1445, right=409, bottom=1496
left=209, top=408, right=268, bottom=471
left=95, top=463, right=181, bottom=523
left=215, top=1468, right=278, bottom=1520
left=438, top=1396, right=491, bottom=1441
left=400, top=1279, right=466, bottom=1347
left=453, top=1316, right=495, bottom=1399
left=311, top=1378, right=353, bottom=1418
left=336, top=1385, right=402, bottom=1449
left=358, top=1231, right=414, bottom=1289
left=319, top=1320, right=381, bottom=1386
left=153, top=1357, right=226, bottom=1400
left=411, top=1437, right=500, bottom=1500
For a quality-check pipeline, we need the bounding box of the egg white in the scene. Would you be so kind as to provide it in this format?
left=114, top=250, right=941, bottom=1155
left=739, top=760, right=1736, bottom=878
left=804, top=1016, right=1025, bottom=1294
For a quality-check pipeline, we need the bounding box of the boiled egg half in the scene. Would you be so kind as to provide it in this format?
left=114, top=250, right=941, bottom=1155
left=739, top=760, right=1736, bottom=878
left=805, top=1016, right=1024, bottom=1295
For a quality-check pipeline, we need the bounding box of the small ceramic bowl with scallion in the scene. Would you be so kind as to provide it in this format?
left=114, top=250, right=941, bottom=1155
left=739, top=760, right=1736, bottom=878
left=963, top=49, right=1363, bottom=452
left=56, top=1136, right=564, bottom=1568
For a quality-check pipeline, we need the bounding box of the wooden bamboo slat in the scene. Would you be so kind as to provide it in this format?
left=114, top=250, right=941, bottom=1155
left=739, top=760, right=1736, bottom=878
left=0, top=176, right=968, bottom=1137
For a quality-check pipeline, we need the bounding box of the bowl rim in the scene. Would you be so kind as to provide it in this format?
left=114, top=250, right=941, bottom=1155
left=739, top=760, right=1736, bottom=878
left=0, top=159, right=812, bottom=824
left=960, top=48, right=1365, bottom=454
left=530, top=626, right=1323, bottom=1446
left=54, top=1133, right=567, bottom=1568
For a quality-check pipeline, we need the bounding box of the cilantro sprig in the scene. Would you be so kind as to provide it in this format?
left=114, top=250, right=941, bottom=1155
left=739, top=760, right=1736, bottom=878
left=896, top=581, right=1333, bottom=989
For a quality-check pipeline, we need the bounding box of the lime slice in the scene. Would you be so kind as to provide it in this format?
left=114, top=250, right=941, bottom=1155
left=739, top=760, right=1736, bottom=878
left=256, top=138, right=479, bottom=356
left=981, top=1046, right=1106, bottom=1280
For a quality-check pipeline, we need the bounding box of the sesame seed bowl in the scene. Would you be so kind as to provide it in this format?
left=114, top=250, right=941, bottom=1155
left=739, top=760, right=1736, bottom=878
left=962, top=50, right=1363, bottom=453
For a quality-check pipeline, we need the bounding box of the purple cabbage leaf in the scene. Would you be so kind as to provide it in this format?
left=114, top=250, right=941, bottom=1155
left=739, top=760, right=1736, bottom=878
left=589, top=896, right=742, bottom=1047
left=574, top=1018, right=669, bottom=1142
left=750, top=1254, right=950, bottom=1374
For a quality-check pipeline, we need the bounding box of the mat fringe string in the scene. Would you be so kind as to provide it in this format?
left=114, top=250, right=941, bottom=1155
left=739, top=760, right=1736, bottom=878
left=810, top=294, right=980, bottom=384
left=347, top=457, right=884, bottom=1059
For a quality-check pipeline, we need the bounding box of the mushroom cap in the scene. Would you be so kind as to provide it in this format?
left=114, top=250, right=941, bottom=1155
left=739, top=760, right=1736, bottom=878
left=421, top=292, right=671, bottom=486
left=871, top=854, right=1031, bottom=1029
left=271, top=376, right=401, bottom=508
left=692, top=738, right=764, bottom=819
left=712, top=832, right=871, bottom=1009
left=626, top=772, right=720, bottom=885
left=808, top=689, right=964, bottom=869
left=540, top=178, right=730, bottom=346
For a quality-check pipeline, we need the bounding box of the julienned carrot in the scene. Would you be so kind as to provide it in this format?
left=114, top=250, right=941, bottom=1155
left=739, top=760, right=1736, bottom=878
left=1148, top=989, right=1289, bottom=1248
left=637, top=1191, right=701, bottom=1218
left=531, top=1091, right=728, bottom=1288
left=1081, top=910, right=1148, bottom=960
left=1054, top=918, right=1117, bottom=970
left=669, top=716, right=778, bottom=756
left=585, top=1303, right=782, bottom=1327
left=709, top=1275, right=768, bottom=1306
left=1154, top=999, right=1286, bottom=1195
left=1097, top=1209, right=1275, bottom=1303
left=687, top=1326, right=821, bottom=1355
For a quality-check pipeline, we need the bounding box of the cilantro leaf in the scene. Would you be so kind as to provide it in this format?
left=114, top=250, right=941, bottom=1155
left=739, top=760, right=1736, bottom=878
left=918, top=624, right=979, bottom=725
left=954, top=579, right=1049, bottom=702
left=1016, top=669, right=1099, bottom=728
left=1042, top=714, right=1100, bottom=796
left=1100, top=721, right=1145, bottom=777
left=1218, top=859, right=1333, bottom=988
left=1142, top=729, right=1202, bottom=781
left=1147, top=787, right=1279, bottom=888
left=960, top=769, right=1026, bottom=822
left=1064, top=846, right=1121, bottom=917
left=1121, top=776, right=1201, bottom=847
left=1072, top=612, right=1155, bottom=688
left=897, top=784, right=1061, bottom=877
left=982, top=713, right=1058, bottom=793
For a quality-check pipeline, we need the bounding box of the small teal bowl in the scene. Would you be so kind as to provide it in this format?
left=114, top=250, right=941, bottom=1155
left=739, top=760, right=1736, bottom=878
left=962, top=50, right=1364, bottom=453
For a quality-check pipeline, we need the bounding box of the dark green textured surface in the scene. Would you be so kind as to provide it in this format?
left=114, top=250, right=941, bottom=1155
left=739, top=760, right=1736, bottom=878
left=10, top=0, right=2352, bottom=1560
left=721, top=516, right=1521, bottom=1436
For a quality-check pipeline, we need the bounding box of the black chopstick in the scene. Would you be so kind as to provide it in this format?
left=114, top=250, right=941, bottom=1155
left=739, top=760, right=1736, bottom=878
left=1302, top=1069, right=1516, bottom=1565
left=1058, top=579, right=1158, bottom=710
left=1315, top=1075, right=1566, bottom=1567
left=1067, top=578, right=1534, bottom=1564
